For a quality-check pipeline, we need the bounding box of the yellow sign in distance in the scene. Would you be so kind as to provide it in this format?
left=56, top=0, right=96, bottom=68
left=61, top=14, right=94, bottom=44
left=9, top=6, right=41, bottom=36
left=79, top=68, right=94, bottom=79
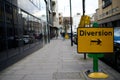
left=77, top=27, right=113, bottom=53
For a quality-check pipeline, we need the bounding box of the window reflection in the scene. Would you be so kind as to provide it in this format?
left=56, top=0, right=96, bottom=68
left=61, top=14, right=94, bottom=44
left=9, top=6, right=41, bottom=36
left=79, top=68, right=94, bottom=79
left=0, top=0, right=45, bottom=66
left=29, top=0, right=41, bottom=9
left=5, top=2, right=15, bottom=49
left=21, top=11, right=30, bottom=46
left=21, top=10, right=43, bottom=47
left=0, top=2, right=6, bottom=52
left=0, top=0, right=44, bottom=54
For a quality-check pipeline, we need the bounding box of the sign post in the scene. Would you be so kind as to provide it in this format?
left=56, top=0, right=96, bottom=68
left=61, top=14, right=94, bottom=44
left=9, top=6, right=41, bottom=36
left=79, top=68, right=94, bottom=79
left=88, top=23, right=104, bottom=73
left=77, top=23, right=113, bottom=78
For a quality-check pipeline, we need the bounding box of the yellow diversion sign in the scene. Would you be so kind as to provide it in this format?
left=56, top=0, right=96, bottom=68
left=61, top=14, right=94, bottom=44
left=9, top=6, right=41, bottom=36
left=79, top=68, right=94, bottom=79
left=77, top=27, right=113, bottom=53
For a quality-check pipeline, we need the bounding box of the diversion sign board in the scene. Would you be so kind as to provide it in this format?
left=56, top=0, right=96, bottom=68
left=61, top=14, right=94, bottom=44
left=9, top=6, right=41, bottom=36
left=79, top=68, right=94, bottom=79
left=77, top=27, right=113, bottom=53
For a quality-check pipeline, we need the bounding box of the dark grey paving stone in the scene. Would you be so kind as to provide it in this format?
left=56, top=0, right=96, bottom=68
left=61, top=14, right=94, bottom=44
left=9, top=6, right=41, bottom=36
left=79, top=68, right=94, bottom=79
left=53, top=72, right=84, bottom=79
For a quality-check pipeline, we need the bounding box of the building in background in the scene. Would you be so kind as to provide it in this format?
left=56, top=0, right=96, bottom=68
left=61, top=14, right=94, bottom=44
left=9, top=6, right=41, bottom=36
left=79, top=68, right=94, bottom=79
left=62, top=17, right=73, bottom=37
left=94, top=9, right=99, bottom=22
left=52, top=0, right=59, bottom=28
left=58, top=13, right=63, bottom=34
left=50, top=0, right=59, bottom=38
left=97, top=0, right=120, bottom=27
left=72, top=13, right=81, bottom=33
left=44, top=0, right=52, bottom=42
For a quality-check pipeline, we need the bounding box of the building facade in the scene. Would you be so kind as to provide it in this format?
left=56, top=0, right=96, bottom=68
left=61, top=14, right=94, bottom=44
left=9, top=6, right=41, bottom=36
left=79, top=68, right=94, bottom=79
left=49, top=0, right=59, bottom=38
left=52, top=0, right=59, bottom=28
left=0, top=0, right=48, bottom=71
left=97, top=0, right=120, bottom=27
left=72, top=13, right=81, bottom=33
left=58, top=13, right=63, bottom=33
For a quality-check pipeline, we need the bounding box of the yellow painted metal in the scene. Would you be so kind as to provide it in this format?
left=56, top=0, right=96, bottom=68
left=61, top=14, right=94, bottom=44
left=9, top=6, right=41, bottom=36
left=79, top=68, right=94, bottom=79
left=84, top=15, right=90, bottom=25
left=77, top=27, right=113, bottom=53
left=88, top=72, right=109, bottom=79
left=78, top=15, right=90, bottom=28
left=65, top=33, right=69, bottom=39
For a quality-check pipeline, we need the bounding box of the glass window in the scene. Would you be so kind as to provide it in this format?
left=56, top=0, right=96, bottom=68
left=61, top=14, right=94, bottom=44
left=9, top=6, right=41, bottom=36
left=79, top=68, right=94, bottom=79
left=0, top=1, right=20, bottom=59
left=29, top=0, right=40, bottom=9
left=0, top=1, right=4, bottom=23
left=114, top=27, right=120, bottom=44
left=102, top=0, right=112, bottom=8
left=28, top=15, right=35, bottom=44
left=0, top=1, right=6, bottom=53
left=21, top=11, right=30, bottom=46
left=35, top=18, right=42, bottom=41
left=13, top=6, right=21, bottom=48
left=5, top=2, right=14, bottom=49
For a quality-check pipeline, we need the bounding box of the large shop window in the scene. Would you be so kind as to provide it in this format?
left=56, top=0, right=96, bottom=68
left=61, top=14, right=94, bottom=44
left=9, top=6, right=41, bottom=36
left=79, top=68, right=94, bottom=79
left=0, top=1, right=7, bottom=62
left=21, top=11, right=30, bottom=51
left=5, top=2, right=19, bottom=58
left=33, top=18, right=42, bottom=42
left=0, top=1, right=5, bottom=52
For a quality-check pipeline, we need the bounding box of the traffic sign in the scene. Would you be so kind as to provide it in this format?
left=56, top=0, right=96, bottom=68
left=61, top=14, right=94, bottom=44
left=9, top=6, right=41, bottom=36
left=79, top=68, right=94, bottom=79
left=77, top=27, right=113, bottom=53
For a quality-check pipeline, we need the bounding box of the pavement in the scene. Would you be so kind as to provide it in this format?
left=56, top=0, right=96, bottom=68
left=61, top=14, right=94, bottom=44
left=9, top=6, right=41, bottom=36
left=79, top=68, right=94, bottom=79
left=0, top=37, right=120, bottom=80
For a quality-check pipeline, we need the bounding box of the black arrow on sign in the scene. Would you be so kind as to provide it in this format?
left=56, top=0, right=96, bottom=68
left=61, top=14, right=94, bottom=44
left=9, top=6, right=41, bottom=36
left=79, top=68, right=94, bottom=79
left=90, top=39, right=102, bottom=45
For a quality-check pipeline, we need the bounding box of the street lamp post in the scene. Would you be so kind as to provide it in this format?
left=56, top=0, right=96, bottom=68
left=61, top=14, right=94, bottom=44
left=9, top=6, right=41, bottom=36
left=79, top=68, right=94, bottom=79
left=82, top=0, right=86, bottom=59
left=83, top=0, right=85, bottom=15
left=70, top=0, right=73, bottom=46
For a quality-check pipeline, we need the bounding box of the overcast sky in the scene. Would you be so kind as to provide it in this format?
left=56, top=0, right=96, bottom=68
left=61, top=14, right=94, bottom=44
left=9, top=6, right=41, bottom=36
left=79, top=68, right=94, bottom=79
left=58, top=0, right=98, bottom=16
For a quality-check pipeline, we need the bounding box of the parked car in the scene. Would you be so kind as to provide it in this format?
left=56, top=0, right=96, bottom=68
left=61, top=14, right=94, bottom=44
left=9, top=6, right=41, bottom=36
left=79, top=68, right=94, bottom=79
left=23, top=35, right=30, bottom=44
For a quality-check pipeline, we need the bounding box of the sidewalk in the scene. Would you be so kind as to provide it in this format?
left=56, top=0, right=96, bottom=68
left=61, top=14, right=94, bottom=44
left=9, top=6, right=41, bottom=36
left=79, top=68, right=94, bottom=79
left=0, top=38, right=120, bottom=80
